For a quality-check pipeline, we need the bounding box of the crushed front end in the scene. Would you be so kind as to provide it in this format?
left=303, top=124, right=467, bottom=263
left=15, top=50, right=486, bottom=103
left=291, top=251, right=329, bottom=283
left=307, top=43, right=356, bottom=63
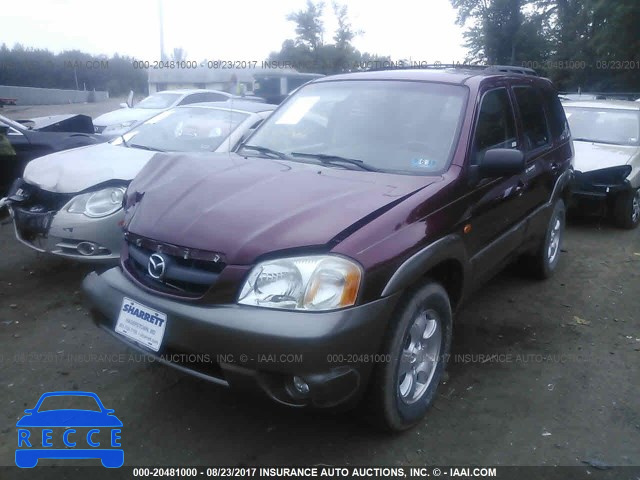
left=2, top=179, right=121, bottom=262
left=570, top=165, right=633, bottom=214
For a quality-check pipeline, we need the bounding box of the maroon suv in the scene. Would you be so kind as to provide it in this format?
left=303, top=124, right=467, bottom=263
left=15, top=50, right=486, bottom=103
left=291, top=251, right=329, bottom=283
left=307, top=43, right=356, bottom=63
left=84, top=66, right=573, bottom=431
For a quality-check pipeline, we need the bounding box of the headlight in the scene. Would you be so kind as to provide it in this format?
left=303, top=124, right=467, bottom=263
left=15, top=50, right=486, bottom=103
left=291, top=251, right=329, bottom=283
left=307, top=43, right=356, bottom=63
left=104, top=120, right=136, bottom=132
left=66, top=186, right=126, bottom=218
left=238, top=255, right=362, bottom=311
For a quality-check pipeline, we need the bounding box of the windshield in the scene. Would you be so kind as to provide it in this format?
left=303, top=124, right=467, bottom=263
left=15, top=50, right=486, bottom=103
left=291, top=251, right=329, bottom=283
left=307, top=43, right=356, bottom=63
left=114, top=107, right=248, bottom=152
left=565, top=107, right=640, bottom=146
left=245, top=80, right=468, bottom=174
left=37, top=395, right=101, bottom=412
left=135, top=93, right=182, bottom=109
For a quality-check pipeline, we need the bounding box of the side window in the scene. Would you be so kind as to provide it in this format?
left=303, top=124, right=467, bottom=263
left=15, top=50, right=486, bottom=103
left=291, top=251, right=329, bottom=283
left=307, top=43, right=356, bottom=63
left=473, top=88, right=517, bottom=164
left=514, top=86, right=551, bottom=150
left=542, top=88, right=569, bottom=141
left=202, top=92, right=229, bottom=103
left=179, top=93, right=213, bottom=105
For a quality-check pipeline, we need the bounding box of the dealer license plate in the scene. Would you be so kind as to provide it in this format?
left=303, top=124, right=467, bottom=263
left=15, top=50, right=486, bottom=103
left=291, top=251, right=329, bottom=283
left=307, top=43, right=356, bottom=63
left=115, top=297, right=167, bottom=352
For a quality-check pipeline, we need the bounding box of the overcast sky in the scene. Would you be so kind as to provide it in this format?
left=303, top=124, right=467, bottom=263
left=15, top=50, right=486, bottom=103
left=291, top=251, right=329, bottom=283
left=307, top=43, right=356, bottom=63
left=2, top=0, right=468, bottom=63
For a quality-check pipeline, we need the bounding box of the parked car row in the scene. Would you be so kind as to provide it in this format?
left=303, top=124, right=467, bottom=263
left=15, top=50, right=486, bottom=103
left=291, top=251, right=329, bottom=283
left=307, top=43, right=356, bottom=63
left=1, top=69, right=638, bottom=431
left=93, top=88, right=265, bottom=137
left=4, top=101, right=275, bottom=261
left=0, top=113, right=105, bottom=196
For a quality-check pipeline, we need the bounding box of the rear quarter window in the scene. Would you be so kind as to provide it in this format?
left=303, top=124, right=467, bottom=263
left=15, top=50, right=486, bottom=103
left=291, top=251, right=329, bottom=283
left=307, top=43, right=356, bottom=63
left=542, top=88, right=569, bottom=141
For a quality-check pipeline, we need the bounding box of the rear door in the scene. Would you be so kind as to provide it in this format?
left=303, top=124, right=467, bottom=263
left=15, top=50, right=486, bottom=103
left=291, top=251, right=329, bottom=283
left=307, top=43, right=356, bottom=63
left=510, top=84, right=555, bottom=216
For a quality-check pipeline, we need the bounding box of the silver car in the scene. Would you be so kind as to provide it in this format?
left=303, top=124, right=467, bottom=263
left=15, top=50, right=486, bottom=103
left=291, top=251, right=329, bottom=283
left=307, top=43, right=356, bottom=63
left=3, top=101, right=276, bottom=262
left=93, top=89, right=261, bottom=137
left=564, top=100, right=640, bottom=228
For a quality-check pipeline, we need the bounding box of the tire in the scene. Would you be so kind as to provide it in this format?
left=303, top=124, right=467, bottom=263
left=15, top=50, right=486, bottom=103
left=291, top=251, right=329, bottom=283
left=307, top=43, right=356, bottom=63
left=613, top=188, right=640, bottom=229
left=366, top=281, right=452, bottom=432
left=524, top=198, right=566, bottom=279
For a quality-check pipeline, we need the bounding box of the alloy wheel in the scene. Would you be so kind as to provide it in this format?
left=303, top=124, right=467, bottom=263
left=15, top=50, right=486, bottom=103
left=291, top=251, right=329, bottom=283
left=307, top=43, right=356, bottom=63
left=398, top=309, right=442, bottom=404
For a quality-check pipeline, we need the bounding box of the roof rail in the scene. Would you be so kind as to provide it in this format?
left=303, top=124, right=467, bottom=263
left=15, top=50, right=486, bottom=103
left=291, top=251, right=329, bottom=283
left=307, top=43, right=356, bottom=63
left=365, top=63, right=538, bottom=76
left=484, top=65, right=538, bottom=76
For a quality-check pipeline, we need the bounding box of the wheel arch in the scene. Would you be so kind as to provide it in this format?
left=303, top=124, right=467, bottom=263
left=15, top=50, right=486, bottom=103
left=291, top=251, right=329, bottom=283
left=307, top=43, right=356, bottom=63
left=381, top=234, right=469, bottom=311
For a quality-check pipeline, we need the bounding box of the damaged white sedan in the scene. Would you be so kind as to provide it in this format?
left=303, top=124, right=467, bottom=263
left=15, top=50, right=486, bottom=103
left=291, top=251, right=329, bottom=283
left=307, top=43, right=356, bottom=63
left=1, top=101, right=275, bottom=262
left=564, top=100, right=640, bottom=229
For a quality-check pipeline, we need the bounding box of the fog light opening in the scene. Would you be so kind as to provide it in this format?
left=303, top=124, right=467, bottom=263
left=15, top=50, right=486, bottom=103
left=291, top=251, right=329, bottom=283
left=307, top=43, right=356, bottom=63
left=76, top=241, right=99, bottom=256
left=292, top=376, right=310, bottom=395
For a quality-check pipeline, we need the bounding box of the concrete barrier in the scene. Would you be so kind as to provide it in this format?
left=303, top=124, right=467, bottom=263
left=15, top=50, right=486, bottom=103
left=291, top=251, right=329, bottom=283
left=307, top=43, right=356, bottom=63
left=0, top=85, right=109, bottom=105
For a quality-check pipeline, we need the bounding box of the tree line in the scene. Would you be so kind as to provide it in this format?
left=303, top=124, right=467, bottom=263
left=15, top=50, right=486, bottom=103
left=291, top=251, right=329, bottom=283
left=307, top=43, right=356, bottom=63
left=450, top=0, right=640, bottom=91
left=1, top=1, right=637, bottom=95
left=0, top=44, right=147, bottom=95
left=269, top=0, right=639, bottom=92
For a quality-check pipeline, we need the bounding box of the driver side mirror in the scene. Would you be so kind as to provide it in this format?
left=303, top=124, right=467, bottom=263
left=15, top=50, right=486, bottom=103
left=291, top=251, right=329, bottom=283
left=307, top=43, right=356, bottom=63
left=477, top=148, right=525, bottom=178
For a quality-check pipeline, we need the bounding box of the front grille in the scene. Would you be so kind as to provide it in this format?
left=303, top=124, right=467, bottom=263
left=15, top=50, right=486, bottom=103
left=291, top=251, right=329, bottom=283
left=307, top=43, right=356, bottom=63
left=123, top=233, right=225, bottom=298
left=13, top=207, right=55, bottom=237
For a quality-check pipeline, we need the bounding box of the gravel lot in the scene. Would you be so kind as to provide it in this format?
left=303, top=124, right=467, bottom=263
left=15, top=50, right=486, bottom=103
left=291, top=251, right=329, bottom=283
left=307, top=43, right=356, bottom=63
left=0, top=101, right=638, bottom=476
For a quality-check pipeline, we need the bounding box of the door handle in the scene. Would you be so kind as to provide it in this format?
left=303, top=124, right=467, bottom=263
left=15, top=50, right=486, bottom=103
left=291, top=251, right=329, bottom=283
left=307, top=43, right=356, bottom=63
left=514, top=180, right=526, bottom=196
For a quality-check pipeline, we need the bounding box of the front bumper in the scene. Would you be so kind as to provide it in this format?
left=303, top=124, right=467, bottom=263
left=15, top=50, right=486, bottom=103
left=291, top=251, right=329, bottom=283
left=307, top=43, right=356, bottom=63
left=569, top=168, right=634, bottom=211
left=8, top=205, right=123, bottom=263
left=83, top=268, right=401, bottom=408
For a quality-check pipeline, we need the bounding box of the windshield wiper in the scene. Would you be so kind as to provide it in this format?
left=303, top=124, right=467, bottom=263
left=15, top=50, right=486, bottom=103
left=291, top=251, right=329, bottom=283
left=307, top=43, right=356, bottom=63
left=129, top=144, right=165, bottom=152
left=120, top=135, right=130, bottom=148
left=240, top=144, right=289, bottom=159
left=290, top=152, right=378, bottom=171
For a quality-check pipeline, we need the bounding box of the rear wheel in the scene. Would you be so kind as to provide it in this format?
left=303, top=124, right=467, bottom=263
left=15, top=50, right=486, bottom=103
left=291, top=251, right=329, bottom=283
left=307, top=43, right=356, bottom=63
left=613, top=188, right=640, bottom=229
left=523, top=198, right=565, bottom=279
left=366, top=282, right=452, bottom=431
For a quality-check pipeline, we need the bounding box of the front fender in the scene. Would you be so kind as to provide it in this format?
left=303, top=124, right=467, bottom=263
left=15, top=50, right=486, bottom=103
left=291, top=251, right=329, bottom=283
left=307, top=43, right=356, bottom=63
left=381, top=234, right=469, bottom=297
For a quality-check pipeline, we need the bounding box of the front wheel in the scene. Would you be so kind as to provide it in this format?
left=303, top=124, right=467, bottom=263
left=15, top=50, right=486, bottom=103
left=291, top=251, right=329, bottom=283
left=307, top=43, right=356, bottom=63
left=366, top=282, right=452, bottom=431
left=613, top=188, right=640, bottom=229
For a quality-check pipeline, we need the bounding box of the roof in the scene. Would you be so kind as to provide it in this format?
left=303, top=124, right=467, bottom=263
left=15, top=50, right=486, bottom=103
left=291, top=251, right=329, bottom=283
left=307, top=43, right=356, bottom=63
left=154, top=88, right=231, bottom=96
left=314, top=67, right=545, bottom=86
left=179, top=100, right=277, bottom=113
left=562, top=99, right=640, bottom=111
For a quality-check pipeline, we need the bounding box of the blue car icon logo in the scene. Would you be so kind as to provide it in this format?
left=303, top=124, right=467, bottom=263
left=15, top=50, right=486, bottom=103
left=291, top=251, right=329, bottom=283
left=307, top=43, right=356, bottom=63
left=15, top=391, right=123, bottom=468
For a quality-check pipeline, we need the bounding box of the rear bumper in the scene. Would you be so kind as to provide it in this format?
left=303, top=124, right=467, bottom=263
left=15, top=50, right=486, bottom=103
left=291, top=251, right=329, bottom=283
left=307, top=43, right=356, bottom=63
left=83, top=267, right=401, bottom=408
left=15, top=448, right=124, bottom=468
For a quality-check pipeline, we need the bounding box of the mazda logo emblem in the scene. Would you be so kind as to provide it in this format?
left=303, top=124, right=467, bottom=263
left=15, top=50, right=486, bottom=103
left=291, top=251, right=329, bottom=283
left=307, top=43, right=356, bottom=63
left=148, top=253, right=166, bottom=279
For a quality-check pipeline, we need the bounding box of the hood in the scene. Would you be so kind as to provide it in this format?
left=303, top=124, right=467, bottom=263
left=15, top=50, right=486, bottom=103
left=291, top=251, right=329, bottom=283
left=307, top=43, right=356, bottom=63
left=93, top=107, right=162, bottom=127
left=126, top=153, right=435, bottom=265
left=17, top=114, right=94, bottom=134
left=573, top=140, right=638, bottom=173
left=23, top=142, right=154, bottom=193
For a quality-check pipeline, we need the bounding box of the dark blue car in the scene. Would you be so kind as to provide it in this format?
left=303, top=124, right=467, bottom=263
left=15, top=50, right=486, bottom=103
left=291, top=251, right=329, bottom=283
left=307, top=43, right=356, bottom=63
left=15, top=391, right=123, bottom=468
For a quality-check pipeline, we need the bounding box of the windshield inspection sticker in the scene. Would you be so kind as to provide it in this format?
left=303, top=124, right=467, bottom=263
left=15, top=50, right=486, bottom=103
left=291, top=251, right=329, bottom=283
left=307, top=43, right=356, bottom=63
left=15, top=391, right=123, bottom=468
left=411, top=158, right=437, bottom=168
